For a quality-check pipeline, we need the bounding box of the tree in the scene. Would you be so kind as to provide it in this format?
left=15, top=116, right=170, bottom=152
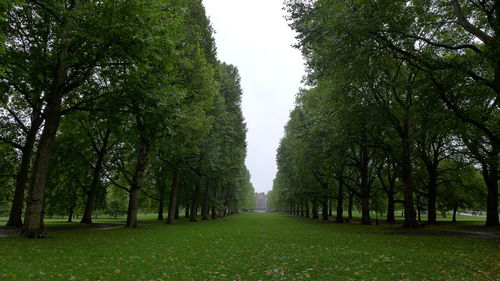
left=9, top=0, right=170, bottom=238
left=286, top=0, right=498, bottom=226
left=284, top=0, right=498, bottom=228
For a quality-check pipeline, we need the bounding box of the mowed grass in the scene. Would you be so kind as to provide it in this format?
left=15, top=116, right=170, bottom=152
left=0, top=214, right=164, bottom=227
left=0, top=211, right=487, bottom=228
left=0, top=213, right=498, bottom=281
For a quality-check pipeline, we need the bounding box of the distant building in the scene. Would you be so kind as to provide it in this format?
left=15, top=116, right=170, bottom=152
left=255, top=192, right=267, bottom=210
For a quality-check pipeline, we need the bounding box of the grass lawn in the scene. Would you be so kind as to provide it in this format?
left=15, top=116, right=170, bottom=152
left=0, top=213, right=498, bottom=280
left=0, top=214, right=165, bottom=227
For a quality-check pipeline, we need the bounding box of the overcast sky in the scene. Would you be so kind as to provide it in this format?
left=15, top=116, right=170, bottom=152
left=203, top=0, right=305, bottom=193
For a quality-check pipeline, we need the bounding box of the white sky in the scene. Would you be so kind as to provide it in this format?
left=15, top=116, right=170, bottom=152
left=203, top=0, right=305, bottom=193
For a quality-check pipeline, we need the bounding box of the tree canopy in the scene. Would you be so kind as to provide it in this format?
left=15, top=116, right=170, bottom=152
left=270, top=0, right=498, bottom=227
left=0, top=0, right=255, bottom=238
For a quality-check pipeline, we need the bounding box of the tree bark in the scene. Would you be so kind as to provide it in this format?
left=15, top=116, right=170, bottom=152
left=360, top=194, right=371, bottom=225
left=483, top=150, right=499, bottom=227
left=401, top=123, right=418, bottom=228
left=335, top=178, right=344, bottom=223
left=202, top=180, right=210, bottom=220
left=7, top=115, right=42, bottom=228
left=167, top=169, right=179, bottom=224
left=157, top=197, right=164, bottom=220
left=348, top=190, right=353, bottom=219
left=211, top=206, right=216, bottom=219
left=81, top=130, right=110, bottom=224
left=305, top=200, right=310, bottom=217
left=126, top=187, right=140, bottom=228
left=417, top=201, right=422, bottom=222
left=190, top=175, right=201, bottom=222
left=381, top=163, right=397, bottom=223
left=125, top=137, right=150, bottom=228
left=321, top=197, right=329, bottom=221
left=185, top=204, right=190, bottom=218
left=426, top=167, right=438, bottom=224
left=175, top=202, right=180, bottom=220
left=386, top=192, right=396, bottom=223
left=22, top=71, right=65, bottom=238
left=67, top=205, right=74, bottom=223
left=360, top=144, right=371, bottom=225
left=312, top=199, right=319, bottom=219
left=21, top=0, right=91, bottom=239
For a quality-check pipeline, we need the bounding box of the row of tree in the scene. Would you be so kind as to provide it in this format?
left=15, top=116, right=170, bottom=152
left=269, top=0, right=499, bottom=227
left=0, top=0, right=256, bottom=238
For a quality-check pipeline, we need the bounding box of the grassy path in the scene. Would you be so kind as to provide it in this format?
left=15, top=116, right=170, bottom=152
left=0, top=213, right=498, bottom=280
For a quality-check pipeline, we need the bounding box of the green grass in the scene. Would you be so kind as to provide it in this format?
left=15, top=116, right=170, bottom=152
left=0, top=211, right=486, bottom=228
left=0, top=213, right=165, bottom=227
left=344, top=211, right=487, bottom=223
left=0, top=213, right=498, bottom=280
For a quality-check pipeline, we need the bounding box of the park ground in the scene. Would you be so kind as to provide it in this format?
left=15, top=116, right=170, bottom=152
left=0, top=213, right=498, bottom=280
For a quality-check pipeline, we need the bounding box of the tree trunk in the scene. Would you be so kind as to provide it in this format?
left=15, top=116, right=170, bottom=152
left=125, top=138, right=150, bottom=229
left=417, top=202, right=422, bottom=222
left=21, top=0, right=87, bottom=239
left=157, top=198, right=164, bottom=220
left=175, top=202, right=180, bottom=219
left=167, top=169, right=179, bottom=224
left=185, top=204, right=190, bottom=218
left=335, top=178, right=344, bottom=223
left=157, top=174, right=167, bottom=221
left=348, top=191, right=353, bottom=219
left=190, top=175, right=201, bottom=222
left=126, top=187, right=140, bottom=228
left=67, top=206, right=74, bottom=223
left=386, top=192, right=396, bottom=223
left=483, top=151, right=499, bottom=227
left=81, top=130, right=110, bottom=224
left=312, top=199, right=319, bottom=219
left=322, top=197, right=329, bottom=221
left=360, top=194, right=371, bottom=225
left=305, top=200, right=310, bottom=218
left=321, top=181, right=329, bottom=221
left=22, top=82, right=64, bottom=238
left=401, top=126, right=418, bottom=228
left=7, top=116, right=42, bottom=228
left=426, top=169, right=438, bottom=224
left=452, top=205, right=457, bottom=222
left=202, top=180, right=210, bottom=220
left=360, top=144, right=371, bottom=225
left=211, top=206, right=216, bottom=219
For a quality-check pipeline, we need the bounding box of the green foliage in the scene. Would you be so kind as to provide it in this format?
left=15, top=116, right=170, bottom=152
left=0, top=144, right=16, bottom=216
left=276, top=0, right=499, bottom=226
left=237, top=168, right=256, bottom=210
left=0, top=0, right=252, bottom=231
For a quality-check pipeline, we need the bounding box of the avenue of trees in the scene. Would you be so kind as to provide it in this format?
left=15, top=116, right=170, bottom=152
left=0, top=0, right=256, bottom=238
left=269, top=0, right=499, bottom=227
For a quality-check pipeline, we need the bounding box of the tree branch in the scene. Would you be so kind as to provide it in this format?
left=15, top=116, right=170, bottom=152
left=451, top=0, right=492, bottom=43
